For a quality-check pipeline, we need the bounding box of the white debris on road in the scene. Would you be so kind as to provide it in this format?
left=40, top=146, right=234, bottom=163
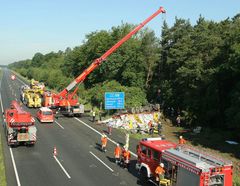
left=100, top=112, right=161, bottom=133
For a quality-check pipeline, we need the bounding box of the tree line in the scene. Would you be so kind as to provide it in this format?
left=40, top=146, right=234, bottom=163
left=9, top=14, right=240, bottom=133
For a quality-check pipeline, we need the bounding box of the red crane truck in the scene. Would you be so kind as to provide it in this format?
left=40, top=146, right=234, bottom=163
left=42, top=7, right=166, bottom=116
left=136, top=138, right=233, bottom=186
left=3, top=101, right=37, bottom=146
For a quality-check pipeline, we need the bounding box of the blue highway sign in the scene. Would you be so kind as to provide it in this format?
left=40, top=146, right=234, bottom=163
left=105, top=92, right=125, bottom=110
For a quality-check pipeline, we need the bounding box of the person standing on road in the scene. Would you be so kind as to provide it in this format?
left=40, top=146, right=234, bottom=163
left=148, top=120, right=153, bottom=135
left=157, top=121, right=162, bottom=136
left=123, top=148, right=131, bottom=170
left=107, top=122, right=112, bottom=135
left=101, top=133, right=108, bottom=152
left=179, top=136, right=186, bottom=145
left=176, top=115, right=181, bottom=127
left=92, top=110, right=96, bottom=122
left=155, top=163, right=165, bottom=183
left=114, top=144, right=121, bottom=164
left=98, top=109, right=102, bottom=121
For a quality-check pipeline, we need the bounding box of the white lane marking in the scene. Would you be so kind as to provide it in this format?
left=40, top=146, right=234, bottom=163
left=10, top=148, right=21, bottom=186
left=0, top=93, right=4, bottom=113
left=53, top=155, right=71, bottom=179
left=0, top=81, right=21, bottom=186
left=89, top=151, right=114, bottom=172
left=74, top=117, right=137, bottom=157
left=15, top=74, right=27, bottom=86
left=55, top=121, right=64, bottom=129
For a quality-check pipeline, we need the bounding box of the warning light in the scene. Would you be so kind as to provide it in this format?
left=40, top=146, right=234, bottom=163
left=11, top=74, right=16, bottom=80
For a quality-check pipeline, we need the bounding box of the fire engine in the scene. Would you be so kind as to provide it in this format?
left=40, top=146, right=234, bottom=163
left=136, top=138, right=233, bottom=186
left=3, top=101, right=37, bottom=146
left=42, top=7, right=166, bottom=116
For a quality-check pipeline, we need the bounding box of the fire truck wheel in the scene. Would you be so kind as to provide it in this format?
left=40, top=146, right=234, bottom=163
left=139, top=168, right=148, bottom=183
left=27, top=143, right=35, bottom=147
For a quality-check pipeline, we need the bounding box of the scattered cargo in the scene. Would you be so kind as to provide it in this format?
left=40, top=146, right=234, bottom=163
left=100, top=112, right=161, bottom=132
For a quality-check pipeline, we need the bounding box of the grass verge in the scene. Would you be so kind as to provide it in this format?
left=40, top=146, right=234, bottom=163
left=0, top=133, right=7, bottom=186
left=0, top=69, right=7, bottom=186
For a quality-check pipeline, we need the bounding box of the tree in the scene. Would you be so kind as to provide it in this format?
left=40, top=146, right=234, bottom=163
left=32, top=53, right=44, bottom=67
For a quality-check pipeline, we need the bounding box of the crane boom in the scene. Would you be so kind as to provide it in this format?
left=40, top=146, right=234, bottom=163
left=58, top=7, right=166, bottom=98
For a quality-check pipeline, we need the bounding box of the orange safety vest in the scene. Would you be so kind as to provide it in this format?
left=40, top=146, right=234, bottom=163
left=123, top=150, right=131, bottom=161
left=155, top=166, right=165, bottom=175
left=114, top=146, right=121, bottom=158
left=148, top=120, right=152, bottom=128
left=179, top=138, right=186, bottom=144
left=101, top=137, right=107, bottom=146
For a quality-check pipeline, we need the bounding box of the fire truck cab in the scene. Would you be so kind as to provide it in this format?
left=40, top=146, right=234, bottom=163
left=136, top=138, right=233, bottom=186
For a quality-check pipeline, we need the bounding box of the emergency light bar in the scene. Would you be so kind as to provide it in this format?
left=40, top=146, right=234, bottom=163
left=142, top=137, right=162, bottom=141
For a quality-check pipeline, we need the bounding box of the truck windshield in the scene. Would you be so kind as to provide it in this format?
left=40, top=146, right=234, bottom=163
left=43, top=111, right=52, bottom=115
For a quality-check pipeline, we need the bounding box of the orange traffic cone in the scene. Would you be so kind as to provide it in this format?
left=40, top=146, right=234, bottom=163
left=53, top=146, right=57, bottom=156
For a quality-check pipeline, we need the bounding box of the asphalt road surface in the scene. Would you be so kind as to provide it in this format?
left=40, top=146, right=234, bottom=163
left=0, top=68, right=146, bottom=186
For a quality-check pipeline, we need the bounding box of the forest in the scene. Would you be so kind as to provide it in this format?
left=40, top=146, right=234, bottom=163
left=9, top=15, right=240, bottom=136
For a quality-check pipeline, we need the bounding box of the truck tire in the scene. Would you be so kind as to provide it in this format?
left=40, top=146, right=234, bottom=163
left=139, top=168, right=148, bottom=184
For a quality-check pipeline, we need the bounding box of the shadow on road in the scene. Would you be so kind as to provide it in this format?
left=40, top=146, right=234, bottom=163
left=95, top=142, right=102, bottom=152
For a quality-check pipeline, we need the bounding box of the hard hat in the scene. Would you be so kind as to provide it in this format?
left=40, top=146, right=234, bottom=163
left=179, top=136, right=183, bottom=139
left=117, top=143, right=119, bottom=146
left=160, top=163, right=164, bottom=167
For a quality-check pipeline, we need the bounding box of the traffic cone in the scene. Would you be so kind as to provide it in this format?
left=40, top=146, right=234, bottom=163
left=53, top=146, right=57, bottom=156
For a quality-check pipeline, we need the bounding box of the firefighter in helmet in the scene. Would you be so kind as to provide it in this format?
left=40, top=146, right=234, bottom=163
left=179, top=136, right=186, bottom=145
left=101, top=133, right=107, bottom=152
left=155, top=163, right=165, bottom=183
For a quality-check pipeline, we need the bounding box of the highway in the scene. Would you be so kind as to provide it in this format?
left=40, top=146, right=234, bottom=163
left=0, top=68, right=143, bottom=186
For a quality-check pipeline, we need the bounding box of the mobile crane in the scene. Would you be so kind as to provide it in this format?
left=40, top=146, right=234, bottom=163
left=43, top=7, right=166, bottom=116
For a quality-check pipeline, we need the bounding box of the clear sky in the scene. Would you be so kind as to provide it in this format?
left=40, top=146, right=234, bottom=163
left=0, top=0, right=239, bottom=65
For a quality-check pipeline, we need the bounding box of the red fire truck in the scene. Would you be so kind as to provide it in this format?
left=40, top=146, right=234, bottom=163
left=136, top=138, right=233, bottom=186
left=3, top=101, right=37, bottom=146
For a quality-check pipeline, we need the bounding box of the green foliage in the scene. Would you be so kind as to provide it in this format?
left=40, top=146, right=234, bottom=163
left=8, top=14, right=240, bottom=133
left=7, top=14, right=240, bottom=185
left=86, top=80, right=147, bottom=108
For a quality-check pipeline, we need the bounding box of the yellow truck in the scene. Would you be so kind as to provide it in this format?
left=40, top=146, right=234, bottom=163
left=23, top=89, right=42, bottom=108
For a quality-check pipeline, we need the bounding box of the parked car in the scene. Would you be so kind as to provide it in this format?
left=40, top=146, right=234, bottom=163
left=36, top=107, right=54, bottom=123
